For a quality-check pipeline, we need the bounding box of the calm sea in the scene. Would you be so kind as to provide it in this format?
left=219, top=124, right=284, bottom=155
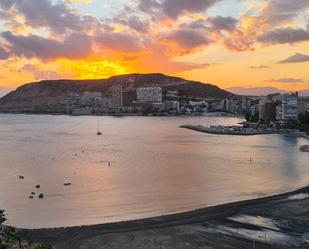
left=0, top=114, right=308, bottom=228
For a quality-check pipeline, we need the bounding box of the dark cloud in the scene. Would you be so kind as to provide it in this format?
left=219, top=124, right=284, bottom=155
left=162, top=29, right=209, bottom=49
left=20, top=64, right=62, bottom=80
left=266, top=78, right=304, bottom=83
left=258, top=28, right=309, bottom=44
left=250, top=65, right=270, bottom=69
left=138, top=0, right=161, bottom=14
left=0, top=0, right=14, bottom=10
left=0, top=47, right=10, bottom=60
left=16, top=0, right=81, bottom=33
left=181, top=16, right=237, bottom=32
left=127, top=16, right=149, bottom=33
left=138, top=0, right=220, bottom=19
left=95, top=33, right=144, bottom=52
left=1, top=31, right=93, bottom=60
left=263, top=0, right=309, bottom=24
left=278, top=53, right=309, bottom=63
left=0, top=10, right=9, bottom=19
left=114, top=16, right=149, bottom=33
left=182, top=19, right=207, bottom=30
left=0, top=0, right=100, bottom=34
left=209, top=16, right=237, bottom=31
left=162, top=0, right=219, bottom=19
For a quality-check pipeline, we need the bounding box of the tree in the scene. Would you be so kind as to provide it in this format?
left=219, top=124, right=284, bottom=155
left=0, top=210, right=5, bottom=226
left=0, top=210, right=6, bottom=249
left=245, top=111, right=259, bottom=122
left=35, top=243, right=53, bottom=249
left=298, top=112, right=309, bottom=135
left=245, top=112, right=251, bottom=122
left=299, top=112, right=309, bottom=125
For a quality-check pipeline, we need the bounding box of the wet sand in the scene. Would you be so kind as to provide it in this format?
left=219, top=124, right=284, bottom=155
left=21, top=186, right=309, bottom=249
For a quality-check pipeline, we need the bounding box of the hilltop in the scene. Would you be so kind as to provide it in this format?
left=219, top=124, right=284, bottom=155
left=0, top=73, right=233, bottom=114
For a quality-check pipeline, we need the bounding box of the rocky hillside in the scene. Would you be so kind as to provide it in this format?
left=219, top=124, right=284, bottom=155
left=0, top=73, right=233, bottom=113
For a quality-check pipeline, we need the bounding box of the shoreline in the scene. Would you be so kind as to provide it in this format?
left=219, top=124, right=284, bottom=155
left=21, top=185, right=309, bottom=248
left=0, top=111, right=242, bottom=118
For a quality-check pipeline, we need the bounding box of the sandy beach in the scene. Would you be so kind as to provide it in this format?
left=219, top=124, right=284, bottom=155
left=21, top=186, right=309, bottom=249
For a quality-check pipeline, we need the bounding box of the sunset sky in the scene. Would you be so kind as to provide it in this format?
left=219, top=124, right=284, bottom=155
left=0, top=0, right=308, bottom=91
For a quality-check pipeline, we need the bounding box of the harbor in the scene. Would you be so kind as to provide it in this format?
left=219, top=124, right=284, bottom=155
left=180, top=124, right=295, bottom=136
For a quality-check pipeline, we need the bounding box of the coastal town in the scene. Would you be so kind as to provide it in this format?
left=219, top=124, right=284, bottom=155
left=66, top=85, right=309, bottom=124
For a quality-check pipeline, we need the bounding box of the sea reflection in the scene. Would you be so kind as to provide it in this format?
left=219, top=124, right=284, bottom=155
left=0, top=114, right=308, bottom=228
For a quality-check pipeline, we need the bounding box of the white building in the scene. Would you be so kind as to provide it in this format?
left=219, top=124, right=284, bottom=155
left=281, top=94, right=298, bottom=121
left=189, top=100, right=207, bottom=107
left=136, top=87, right=162, bottom=103
left=164, top=100, right=180, bottom=112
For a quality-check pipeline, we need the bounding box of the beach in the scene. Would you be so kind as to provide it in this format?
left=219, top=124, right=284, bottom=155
left=22, top=186, right=309, bottom=249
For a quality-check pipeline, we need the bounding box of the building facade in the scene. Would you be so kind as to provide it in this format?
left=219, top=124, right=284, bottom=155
left=281, top=94, right=298, bottom=121
left=136, top=87, right=163, bottom=103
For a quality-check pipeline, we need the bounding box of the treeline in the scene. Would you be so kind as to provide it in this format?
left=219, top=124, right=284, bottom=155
left=286, top=112, right=309, bottom=135
left=297, top=112, right=309, bottom=135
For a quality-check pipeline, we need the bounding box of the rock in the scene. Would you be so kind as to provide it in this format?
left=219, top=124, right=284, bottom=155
left=300, top=145, right=309, bottom=152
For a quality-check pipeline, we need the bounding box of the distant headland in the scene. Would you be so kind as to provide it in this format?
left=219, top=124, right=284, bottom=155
left=0, top=73, right=233, bottom=115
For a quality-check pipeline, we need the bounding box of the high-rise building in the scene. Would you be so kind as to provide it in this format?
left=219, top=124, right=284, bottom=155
left=136, top=87, right=163, bottom=103
left=281, top=94, right=298, bottom=121
left=108, top=85, right=123, bottom=112
left=258, top=97, right=268, bottom=120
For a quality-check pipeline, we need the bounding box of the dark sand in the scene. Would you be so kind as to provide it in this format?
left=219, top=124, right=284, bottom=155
left=22, top=187, right=309, bottom=249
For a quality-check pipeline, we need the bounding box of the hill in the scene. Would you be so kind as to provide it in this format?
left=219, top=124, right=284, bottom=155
left=0, top=87, right=13, bottom=98
left=0, top=73, right=233, bottom=114
left=226, top=87, right=309, bottom=97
